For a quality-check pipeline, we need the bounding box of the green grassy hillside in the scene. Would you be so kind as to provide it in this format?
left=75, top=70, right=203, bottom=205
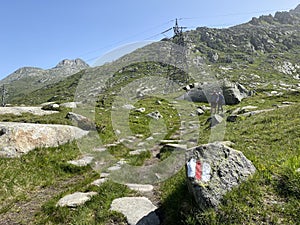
left=8, top=70, right=84, bottom=106
left=0, top=7, right=300, bottom=224
left=0, top=79, right=299, bottom=224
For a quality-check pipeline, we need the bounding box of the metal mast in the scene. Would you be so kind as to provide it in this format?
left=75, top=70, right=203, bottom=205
left=168, top=18, right=188, bottom=85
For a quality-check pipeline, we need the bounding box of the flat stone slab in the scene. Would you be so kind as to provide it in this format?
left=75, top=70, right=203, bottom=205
left=106, top=159, right=127, bottom=172
left=107, top=165, right=121, bottom=171
left=129, top=149, right=148, bottom=155
left=241, top=105, right=258, bottom=111
left=111, top=197, right=159, bottom=225
left=100, top=172, right=110, bottom=178
left=164, top=143, right=187, bottom=150
left=0, top=107, right=58, bottom=116
left=125, top=183, right=154, bottom=192
left=56, top=192, right=97, bottom=207
left=91, top=178, right=108, bottom=186
left=68, top=155, right=94, bottom=167
left=160, top=139, right=181, bottom=144
left=241, top=108, right=275, bottom=117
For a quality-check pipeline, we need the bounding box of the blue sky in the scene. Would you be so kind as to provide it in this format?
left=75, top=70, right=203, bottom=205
left=0, top=0, right=299, bottom=80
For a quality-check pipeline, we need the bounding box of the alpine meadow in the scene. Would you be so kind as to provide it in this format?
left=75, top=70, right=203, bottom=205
left=0, top=4, right=299, bottom=225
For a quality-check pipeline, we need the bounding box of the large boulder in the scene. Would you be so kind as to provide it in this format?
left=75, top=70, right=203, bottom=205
left=178, top=80, right=251, bottom=105
left=41, top=103, right=60, bottom=111
left=0, top=122, right=89, bottom=157
left=0, top=106, right=59, bottom=116
left=60, top=102, right=79, bottom=108
left=222, top=81, right=249, bottom=104
left=66, top=112, right=95, bottom=130
left=186, top=142, right=256, bottom=211
left=206, top=114, right=224, bottom=127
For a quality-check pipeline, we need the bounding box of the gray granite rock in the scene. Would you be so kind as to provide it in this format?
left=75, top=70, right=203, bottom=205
left=66, top=112, right=95, bottom=130
left=0, top=122, right=89, bottom=158
left=125, top=184, right=154, bottom=192
left=68, top=155, right=94, bottom=167
left=91, top=178, right=108, bottom=186
left=186, top=142, right=256, bottom=211
left=111, top=197, right=159, bottom=225
left=56, top=192, right=97, bottom=208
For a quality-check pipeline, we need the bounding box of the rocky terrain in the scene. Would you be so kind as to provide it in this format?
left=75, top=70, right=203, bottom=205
left=0, top=4, right=299, bottom=225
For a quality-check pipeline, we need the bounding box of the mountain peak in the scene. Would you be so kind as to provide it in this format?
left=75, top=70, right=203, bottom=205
left=54, top=58, right=89, bottom=69
left=248, top=5, right=300, bottom=26
left=290, top=4, right=300, bottom=15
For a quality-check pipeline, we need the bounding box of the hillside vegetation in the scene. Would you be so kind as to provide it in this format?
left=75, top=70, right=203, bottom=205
left=0, top=5, right=300, bottom=225
left=0, top=87, right=299, bottom=224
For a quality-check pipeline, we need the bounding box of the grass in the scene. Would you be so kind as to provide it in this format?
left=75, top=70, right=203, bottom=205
left=159, top=91, right=300, bottom=225
left=0, top=107, right=73, bottom=125
left=8, top=70, right=84, bottom=105
left=1, top=17, right=300, bottom=224
left=0, top=141, right=91, bottom=210
left=0, top=65, right=187, bottom=224
left=0, top=59, right=299, bottom=224
left=36, top=181, right=133, bottom=225
left=1, top=89, right=299, bottom=224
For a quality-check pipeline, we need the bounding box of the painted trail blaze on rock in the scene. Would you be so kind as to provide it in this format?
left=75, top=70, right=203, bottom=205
left=195, top=160, right=202, bottom=180
left=186, top=142, right=256, bottom=211
left=187, top=159, right=211, bottom=182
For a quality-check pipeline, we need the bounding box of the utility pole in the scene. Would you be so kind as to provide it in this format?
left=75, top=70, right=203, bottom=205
left=168, top=18, right=189, bottom=85
left=173, top=18, right=186, bottom=47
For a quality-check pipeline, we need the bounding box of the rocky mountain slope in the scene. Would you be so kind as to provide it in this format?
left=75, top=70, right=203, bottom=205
left=4, top=5, right=300, bottom=106
left=0, top=58, right=89, bottom=103
left=182, top=5, right=300, bottom=86
left=0, top=5, right=299, bottom=225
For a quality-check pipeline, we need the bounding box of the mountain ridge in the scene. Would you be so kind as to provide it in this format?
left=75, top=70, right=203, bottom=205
left=3, top=4, right=300, bottom=105
left=0, top=4, right=299, bottom=225
left=0, top=58, right=89, bottom=102
left=2, top=58, right=89, bottom=82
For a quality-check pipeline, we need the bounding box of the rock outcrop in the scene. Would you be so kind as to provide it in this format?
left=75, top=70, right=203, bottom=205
left=227, top=106, right=276, bottom=122
left=60, top=102, right=79, bottom=108
left=208, top=114, right=224, bottom=127
left=54, top=58, right=89, bottom=69
left=66, top=112, right=95, bottom=130
left=147, top=111, right=163, bottom=120
left=0, top=122, right=89, bottom=157
left=179, top=80, right=251, bottom=105
left=186, top=142, right=256, bottom=211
